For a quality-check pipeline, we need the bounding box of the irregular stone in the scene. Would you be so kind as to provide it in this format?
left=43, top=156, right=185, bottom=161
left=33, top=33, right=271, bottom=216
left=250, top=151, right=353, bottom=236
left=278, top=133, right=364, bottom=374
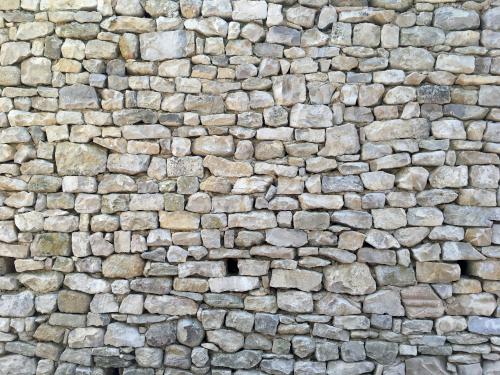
left=324, top=263, right=376, bottom=295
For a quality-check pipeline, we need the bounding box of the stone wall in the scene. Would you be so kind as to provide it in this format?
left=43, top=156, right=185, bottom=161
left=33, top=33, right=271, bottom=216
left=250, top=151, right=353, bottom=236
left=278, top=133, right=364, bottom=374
left=0, top=0, right=499, bottom=374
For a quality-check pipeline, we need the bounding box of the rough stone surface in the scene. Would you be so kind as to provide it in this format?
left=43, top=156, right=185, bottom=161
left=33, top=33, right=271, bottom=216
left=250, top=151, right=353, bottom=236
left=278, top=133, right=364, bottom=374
left=0, top=1, right=499, bottom=373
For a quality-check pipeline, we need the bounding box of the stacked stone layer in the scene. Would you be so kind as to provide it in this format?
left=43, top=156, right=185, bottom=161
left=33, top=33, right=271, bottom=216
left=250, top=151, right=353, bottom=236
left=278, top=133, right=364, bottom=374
left=0, top=0, right=500, bottom=374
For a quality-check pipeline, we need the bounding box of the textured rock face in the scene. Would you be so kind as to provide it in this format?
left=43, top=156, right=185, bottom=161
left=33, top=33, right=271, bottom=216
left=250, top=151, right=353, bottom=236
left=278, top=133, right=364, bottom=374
left=1, top=0, right=499, bottom=373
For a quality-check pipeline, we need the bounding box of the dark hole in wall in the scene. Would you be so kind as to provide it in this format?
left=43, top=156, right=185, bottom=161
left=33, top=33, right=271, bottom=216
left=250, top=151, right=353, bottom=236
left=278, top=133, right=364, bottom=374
left=457, top=260, right=469, bottom=276
left=110, top=369, right=120, bottom=375
left=226, top=258, right=239, bottom=275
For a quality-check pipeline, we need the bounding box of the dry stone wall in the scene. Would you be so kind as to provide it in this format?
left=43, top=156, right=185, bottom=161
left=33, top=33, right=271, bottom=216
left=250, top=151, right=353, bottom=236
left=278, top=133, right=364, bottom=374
left=0, top=0, right=500, bottom=374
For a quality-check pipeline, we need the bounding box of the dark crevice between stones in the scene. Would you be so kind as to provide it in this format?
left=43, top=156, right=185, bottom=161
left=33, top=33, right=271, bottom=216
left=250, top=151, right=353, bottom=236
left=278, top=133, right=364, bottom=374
left=226, top=258, right=239, bottom=275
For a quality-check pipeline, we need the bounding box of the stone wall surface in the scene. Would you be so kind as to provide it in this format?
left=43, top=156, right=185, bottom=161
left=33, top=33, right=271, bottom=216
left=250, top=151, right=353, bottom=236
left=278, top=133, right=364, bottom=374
left=0, top=0, right=500, bottom=374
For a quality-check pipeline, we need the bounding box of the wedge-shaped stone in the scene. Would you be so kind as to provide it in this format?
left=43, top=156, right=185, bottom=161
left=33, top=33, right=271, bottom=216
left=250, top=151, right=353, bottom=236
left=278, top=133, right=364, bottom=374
left=364, top=119, right=430, bottom=141
left=160, top=211, right=200, bottom=231
left=59, top=84, right=99, bottom=110
left=64, top=273, right=110, bottom=294
left=442, top=242, right=485, bottom=261
left=101, top=16, right=155, bottom=33
left=270, top=269, right=322, bottom=292
left=315, top=293, right=361, bottom=316
left=55, top=143, right=107, bottom=176
left=277, top=290, right=313, bottom=313
left=363, top=289, right=404, bottom=316
left=446, top=293, right=496, bottom=316
left=140, top=30, right=195, bottom=61
left=18, top=271, right=64, bottom=293
left=401, top=285, right=444, bottom=318
left=204, top=155, right=253, bottom=177
left=324, top=263, right=376, bottom=295
left=178, top=261, right=226, bottom=278
left=144, top=295, right=198, bottom=315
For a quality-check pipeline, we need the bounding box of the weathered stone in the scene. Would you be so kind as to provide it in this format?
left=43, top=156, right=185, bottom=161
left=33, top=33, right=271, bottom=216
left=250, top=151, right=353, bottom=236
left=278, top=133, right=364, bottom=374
left=102, top=254, right=144, bottom=278
left=0, top=291, right=34, bottom=317
left=144, top=295, right=198, bottom=315
left=406, top=356, right=448, bottom=375
left=104, top=323, right=144, bottom=348
left=324, top=263, right=376, bottom=295
left=55, top=143, right=107, bottom=176
left=59, top=84, right=99, bottom=110
left=140, top=30, right=195, bottom=60
left=434, top=7, right=480, bottom=31
left=270, top=269, right=322, bottom=292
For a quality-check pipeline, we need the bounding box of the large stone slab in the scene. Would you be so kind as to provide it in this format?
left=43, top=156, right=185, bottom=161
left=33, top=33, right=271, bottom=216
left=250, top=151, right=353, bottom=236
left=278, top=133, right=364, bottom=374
left=140, top=30, right=195, bottom=61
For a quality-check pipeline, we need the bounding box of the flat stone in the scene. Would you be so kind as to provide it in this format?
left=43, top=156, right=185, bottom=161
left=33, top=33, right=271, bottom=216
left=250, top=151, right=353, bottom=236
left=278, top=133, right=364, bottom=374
left=406, top=356, right=448, bottom=375
left=0, top=291, right=34, bottom=317
left=59, top=84, right=99, bottom=110
left=433, top=7, right=480, bottom=31
left=290, top=104, right=332, bottom=128
left=324, top=263, right=376, bottom=295
left=363, top=289, right=404, bottom=316
left=270, top=269, right=323, bottom=292
left=55, top=142, right=107, bottom=176
left=104, top=323, right=144, bottom=348
left=0, top=355, right=37, bottom=375
left=102, top=254, right=144, bottom=278
left=319, top=124, right=360, bottom=156
left=140, top=30, right=195, bottom=61
left=401, top=285, right=444, bottom=318
left=144, top=295, right=198, bottom=315
left=468, top=317, right=500, bottom=335
left=211, top=350, right=262, bottom=369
